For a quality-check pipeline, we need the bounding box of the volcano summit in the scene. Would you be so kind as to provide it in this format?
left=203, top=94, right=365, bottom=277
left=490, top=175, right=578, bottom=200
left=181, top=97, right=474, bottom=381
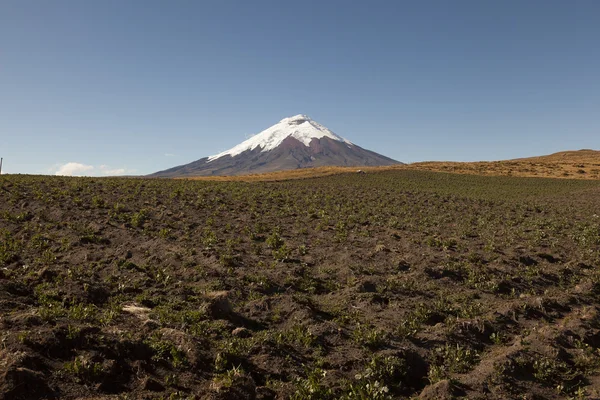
left=151, top=115, right=400, bottom=177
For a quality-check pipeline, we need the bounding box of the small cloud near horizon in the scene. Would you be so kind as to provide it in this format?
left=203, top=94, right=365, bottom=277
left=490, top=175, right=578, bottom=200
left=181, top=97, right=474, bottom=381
left=165, top=153, right=176, bottom=157
left=99, top=165, right=126, bottom=175
left=54, top=162, right=132, bottom=176
left=55, top=162, right=94, bottom=176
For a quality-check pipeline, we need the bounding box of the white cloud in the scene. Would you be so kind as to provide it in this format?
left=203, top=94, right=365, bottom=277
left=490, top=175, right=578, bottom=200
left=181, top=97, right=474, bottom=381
left=53, top=163, right=131, bottom=176
left=165, top=153, right=176, bottom=157
left=55, top=162, right=94, bottom=176
left=99, top=165, right=127, bottom=175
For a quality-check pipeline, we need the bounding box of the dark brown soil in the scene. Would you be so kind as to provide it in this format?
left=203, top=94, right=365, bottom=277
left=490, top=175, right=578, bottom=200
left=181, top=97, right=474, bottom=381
left=1, top=171, right=600, bottom=399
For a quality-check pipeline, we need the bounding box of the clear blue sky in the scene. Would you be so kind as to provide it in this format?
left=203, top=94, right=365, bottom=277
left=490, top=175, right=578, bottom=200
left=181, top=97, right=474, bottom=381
left=1, top=0, right=598, bottom=175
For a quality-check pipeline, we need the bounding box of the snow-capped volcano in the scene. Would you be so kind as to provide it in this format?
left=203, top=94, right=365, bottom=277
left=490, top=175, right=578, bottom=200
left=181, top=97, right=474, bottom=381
left=151, top=115, right=400, bottom=177
left=207, top=114, right=352, bottom=161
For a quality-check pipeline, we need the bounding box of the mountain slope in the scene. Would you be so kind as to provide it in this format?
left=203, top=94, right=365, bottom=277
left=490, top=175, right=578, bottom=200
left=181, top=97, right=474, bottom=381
left=151, top=115, right=400, bottom=177
left=511, top=149, right=600, bottom=163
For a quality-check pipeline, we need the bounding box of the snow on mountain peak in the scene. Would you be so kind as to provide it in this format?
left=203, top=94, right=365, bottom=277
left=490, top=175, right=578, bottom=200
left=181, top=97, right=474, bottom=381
left=207, top=115, right=352, bottom=162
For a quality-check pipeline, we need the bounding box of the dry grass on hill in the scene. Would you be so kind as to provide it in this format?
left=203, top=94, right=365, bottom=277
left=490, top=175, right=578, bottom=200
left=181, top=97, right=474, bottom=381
left=411, top=149, right=600, bottom=180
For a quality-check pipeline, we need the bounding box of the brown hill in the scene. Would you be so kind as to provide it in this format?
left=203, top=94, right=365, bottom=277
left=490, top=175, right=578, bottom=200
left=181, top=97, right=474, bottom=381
left=513, top=149, right=600, bottom=163
left=409, top=149, right=600, bottom=180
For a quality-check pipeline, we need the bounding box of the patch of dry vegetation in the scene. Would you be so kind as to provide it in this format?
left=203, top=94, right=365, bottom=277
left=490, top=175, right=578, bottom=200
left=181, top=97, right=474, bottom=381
left=179, top=165, right=391, bottom=182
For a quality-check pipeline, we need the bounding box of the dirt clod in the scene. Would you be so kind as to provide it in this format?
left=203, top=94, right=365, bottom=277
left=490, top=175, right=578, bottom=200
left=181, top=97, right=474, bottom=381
left=141, top=376, right=165, bottom=392
left=419, top=379, right=455, bottom=399
left=0, top=367, right=55, bottom=400
left=205, top=291, right=233, bottom=319
left=231, top=327, right=251, bottom=338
